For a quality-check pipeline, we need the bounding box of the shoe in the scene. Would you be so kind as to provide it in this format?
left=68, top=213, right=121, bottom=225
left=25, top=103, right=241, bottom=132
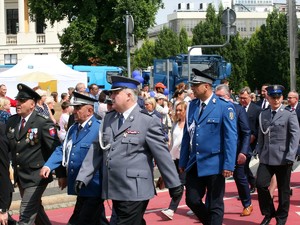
left=250, top=187, right=256, bottom=193
left=290, top=189, right=293, bottom=196
left=186, top=209, right=194, bottom=216
left=161, top=209, right=174, bottom=220
left=240, top=204, right=253, bottom=216
left=260, top=216, right=272, bottom=225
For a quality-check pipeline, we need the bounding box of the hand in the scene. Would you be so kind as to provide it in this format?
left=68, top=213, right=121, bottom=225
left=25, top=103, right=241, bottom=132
left=222, top=170, right=233, bottom=178
left=179, top=167, right=185, bottom=174
left=0, top=212, right=8, bottom=225
left=40, top=166, right=51, bottom=178
left=58, top=178, right=67, bottom=190
left=237, top=153, right=247, bottom=165
left=286, top=160, right=294, bottom=167
left=74, top=181, right=85, bottom=195
left=169, top=185, right=184, bottom=200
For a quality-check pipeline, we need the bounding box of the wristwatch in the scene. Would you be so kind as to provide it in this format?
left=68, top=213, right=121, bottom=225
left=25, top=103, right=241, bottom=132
left=0, top=209, right=8, bottom=214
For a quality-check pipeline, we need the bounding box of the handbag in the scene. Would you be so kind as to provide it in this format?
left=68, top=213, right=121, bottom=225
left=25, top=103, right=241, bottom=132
left=156, top=176, right=165, bottom=190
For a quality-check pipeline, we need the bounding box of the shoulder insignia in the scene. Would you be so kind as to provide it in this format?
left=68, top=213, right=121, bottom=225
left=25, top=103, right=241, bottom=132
left=140, top=109, right=152, bottom=117
left=37, top=113, right=49, bottom=119
left=106, top=110, right=115, bottom=114
left=212, top=97, right=217, bottom=103
left=49, top=127, right=57, bottom=137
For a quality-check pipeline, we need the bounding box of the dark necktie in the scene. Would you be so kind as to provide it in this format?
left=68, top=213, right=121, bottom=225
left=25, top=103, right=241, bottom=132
left=118, top=114, right=124, bottom=129
left=199, top=102, right=206, bottom=119
left=271, top=111, right=276, bottom=120
left=19, top=118, right=26, bottom=134
left=76, top=125, right=82, bottom=138
left=262, top=99, right=266, bottom=109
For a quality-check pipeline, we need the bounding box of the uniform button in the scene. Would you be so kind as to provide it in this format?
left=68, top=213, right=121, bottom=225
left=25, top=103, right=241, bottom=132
left=72, top=153, right=74, bottom=156
left=71, top=161, right=73, bottom=164
left=17, top=165, right=20, bottom=168
left=108, top=167, right=111, bottom=170
left=109, top=158, right=112, bottom=160
left=16, top=153, right=19, bottom=156
left=17, top=141, right=20, bottom=144
left=73, top=145, right=76, bottom=148
left=37, top=163, right=40, bottom=166
left=196, top=134, right=198, bottom=136
left=197, top=152, right=199, bottom=154
left=196, top=144, right=198, bottom=146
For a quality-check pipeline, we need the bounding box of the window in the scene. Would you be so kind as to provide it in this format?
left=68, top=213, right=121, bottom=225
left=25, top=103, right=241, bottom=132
left=36, top=15, right=45, bottom=34
left=6, top=9, right=18, bottom=34
left=4, top=54, right=17, bottom=65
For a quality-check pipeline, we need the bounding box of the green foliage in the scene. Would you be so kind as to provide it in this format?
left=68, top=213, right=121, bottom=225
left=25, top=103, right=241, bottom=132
left=179, top=28, right=190, bottom=53
left=132, top=39, right=155, bottom=69
left=28, top=0, right=163, bottom=66
left=246, top=10, right=290, bottom=91
left=154, top=27, right=180, bottom=58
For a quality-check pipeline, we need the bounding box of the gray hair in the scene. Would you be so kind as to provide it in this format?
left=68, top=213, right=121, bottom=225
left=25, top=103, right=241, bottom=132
left=124, top=88, right=138, bottom=102
left=215, top=84, right=230, bottom=97
left=239, top=86, right=251, bottom=95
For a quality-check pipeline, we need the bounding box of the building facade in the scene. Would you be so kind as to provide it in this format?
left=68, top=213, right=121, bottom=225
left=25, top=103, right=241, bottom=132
left=148, top=1, right=300, bottom=39
left=0, top=0, right=68, bottom=65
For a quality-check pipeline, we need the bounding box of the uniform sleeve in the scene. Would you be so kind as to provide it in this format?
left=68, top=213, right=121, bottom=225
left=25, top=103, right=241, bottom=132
left=222, top=104, right=238, bottom=171
left=179, top=123, right=190, bottom=169
left=286, top=111, right=300, bottom=162
left=76, top=141, right=103, bottom=186
left=44, top=145, right=64, bottom=171
left=0, top=123, right=13, bottom=209
left=41, top=118, right=61, bottom=158
left=145, top=116, right=181, bottom=188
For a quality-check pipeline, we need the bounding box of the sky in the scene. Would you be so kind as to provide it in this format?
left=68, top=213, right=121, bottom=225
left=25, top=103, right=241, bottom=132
left=155, top=0, right=293, bottom=25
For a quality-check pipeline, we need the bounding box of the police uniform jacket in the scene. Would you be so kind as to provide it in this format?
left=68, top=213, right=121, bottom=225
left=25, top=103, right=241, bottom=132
left=6, top=110, right=61, bottom=188
left=45, top=115, right=101, bottom=197
left=179, top=95, right=238, bottom=176
left=257, top=105, right=300, bottom=165
left=78, top=105, right=181, bottom=201
left=0, top=122, right=14, bottom=210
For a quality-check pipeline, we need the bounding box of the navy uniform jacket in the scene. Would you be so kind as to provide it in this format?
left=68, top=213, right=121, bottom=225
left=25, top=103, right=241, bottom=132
left=77, top=105, right=181, bottom=201
left=257, top=105, right=300, bottom=165
left=179, top=94, right=237, bottom=176
left=6, top=111, right=63, bottom=188
left=246, top=102, right=262, bottom=151
left=44, top=116, right=101, bottom=197
left=0, top=122, right=14, bottom=209
left=234, top=103, right=251, bottom=157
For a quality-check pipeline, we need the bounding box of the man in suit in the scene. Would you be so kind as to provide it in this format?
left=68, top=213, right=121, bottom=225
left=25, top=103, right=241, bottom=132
left=287, top=90, right=300, bottom=123
left=256, top=85, right=300, bottom=225
left=76, top=76, right=183, bottom=225
left=6, top=83, right=65, bottom=225
left=256, top=84, right=270, bottom=109
left=179, top=69, right=237, bottom=225
left=0, top=122, right=15, bottom=225
left=40, top=92, right=108, bottom=225
left=215, top=84, right=253, bottom=217
left=239, top=86, right=262, bottom=193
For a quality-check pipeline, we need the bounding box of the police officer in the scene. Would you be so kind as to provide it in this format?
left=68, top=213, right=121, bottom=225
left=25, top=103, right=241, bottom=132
left=179, top=69, right=237, bottom=225
left=6, top=83, right=64, bottom=225
left=40, top=92, right=109, bottom=225
left=256, top=85, right=300, bottom=225
left=76, top=75, right=183, bottom=225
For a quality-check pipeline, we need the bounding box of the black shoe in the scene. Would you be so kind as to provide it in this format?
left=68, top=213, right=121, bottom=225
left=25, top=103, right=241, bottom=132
left=250, top=187, right=256, bottom=193
left=290, top=189, right=293, bottom=196
left=260, top=216, right=272, bottom=225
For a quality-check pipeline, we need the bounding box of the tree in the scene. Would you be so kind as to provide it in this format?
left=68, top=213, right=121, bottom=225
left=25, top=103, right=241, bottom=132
left=178, top=28, right=190, bottom=53
left=28, top=0, right=163, bottom=66
left=246, top=10, right=290, bottom=91
left=154, top=27, right=180, bottom=58
left=132, top=39, right=155, bottom=69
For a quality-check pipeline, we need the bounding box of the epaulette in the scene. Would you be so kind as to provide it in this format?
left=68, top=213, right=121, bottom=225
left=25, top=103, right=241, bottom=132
left=219, top=97, right=229, bottom=103
left=106, top=110, right=116, bottom=114
left=36, top=113, right=49, bottom=120
left=284, top=106, right=293, bottom=112
left=140, top=109, right=152, bottom=117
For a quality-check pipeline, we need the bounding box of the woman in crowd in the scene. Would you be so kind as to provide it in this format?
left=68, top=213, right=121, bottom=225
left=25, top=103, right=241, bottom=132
left=161, top=101, right=187, bottom=220
left=0, top=97, right=11, bottom=124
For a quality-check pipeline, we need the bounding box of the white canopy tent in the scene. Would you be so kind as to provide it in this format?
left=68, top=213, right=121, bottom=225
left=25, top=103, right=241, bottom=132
left=0, top=55, right=87, bottom=99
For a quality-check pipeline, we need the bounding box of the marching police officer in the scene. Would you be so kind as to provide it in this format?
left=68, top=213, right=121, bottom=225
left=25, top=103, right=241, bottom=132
left=179, top=69, right=237, bottom=225
left=6, top=83, right=64, bottom=225
left=256, top=85, right=300, bottom=225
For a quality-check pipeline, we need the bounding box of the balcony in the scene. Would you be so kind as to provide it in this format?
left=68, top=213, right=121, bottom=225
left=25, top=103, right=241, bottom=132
left=6, top=35, right=17, bottom=45
left=36, top=34, right=46, bottom=44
